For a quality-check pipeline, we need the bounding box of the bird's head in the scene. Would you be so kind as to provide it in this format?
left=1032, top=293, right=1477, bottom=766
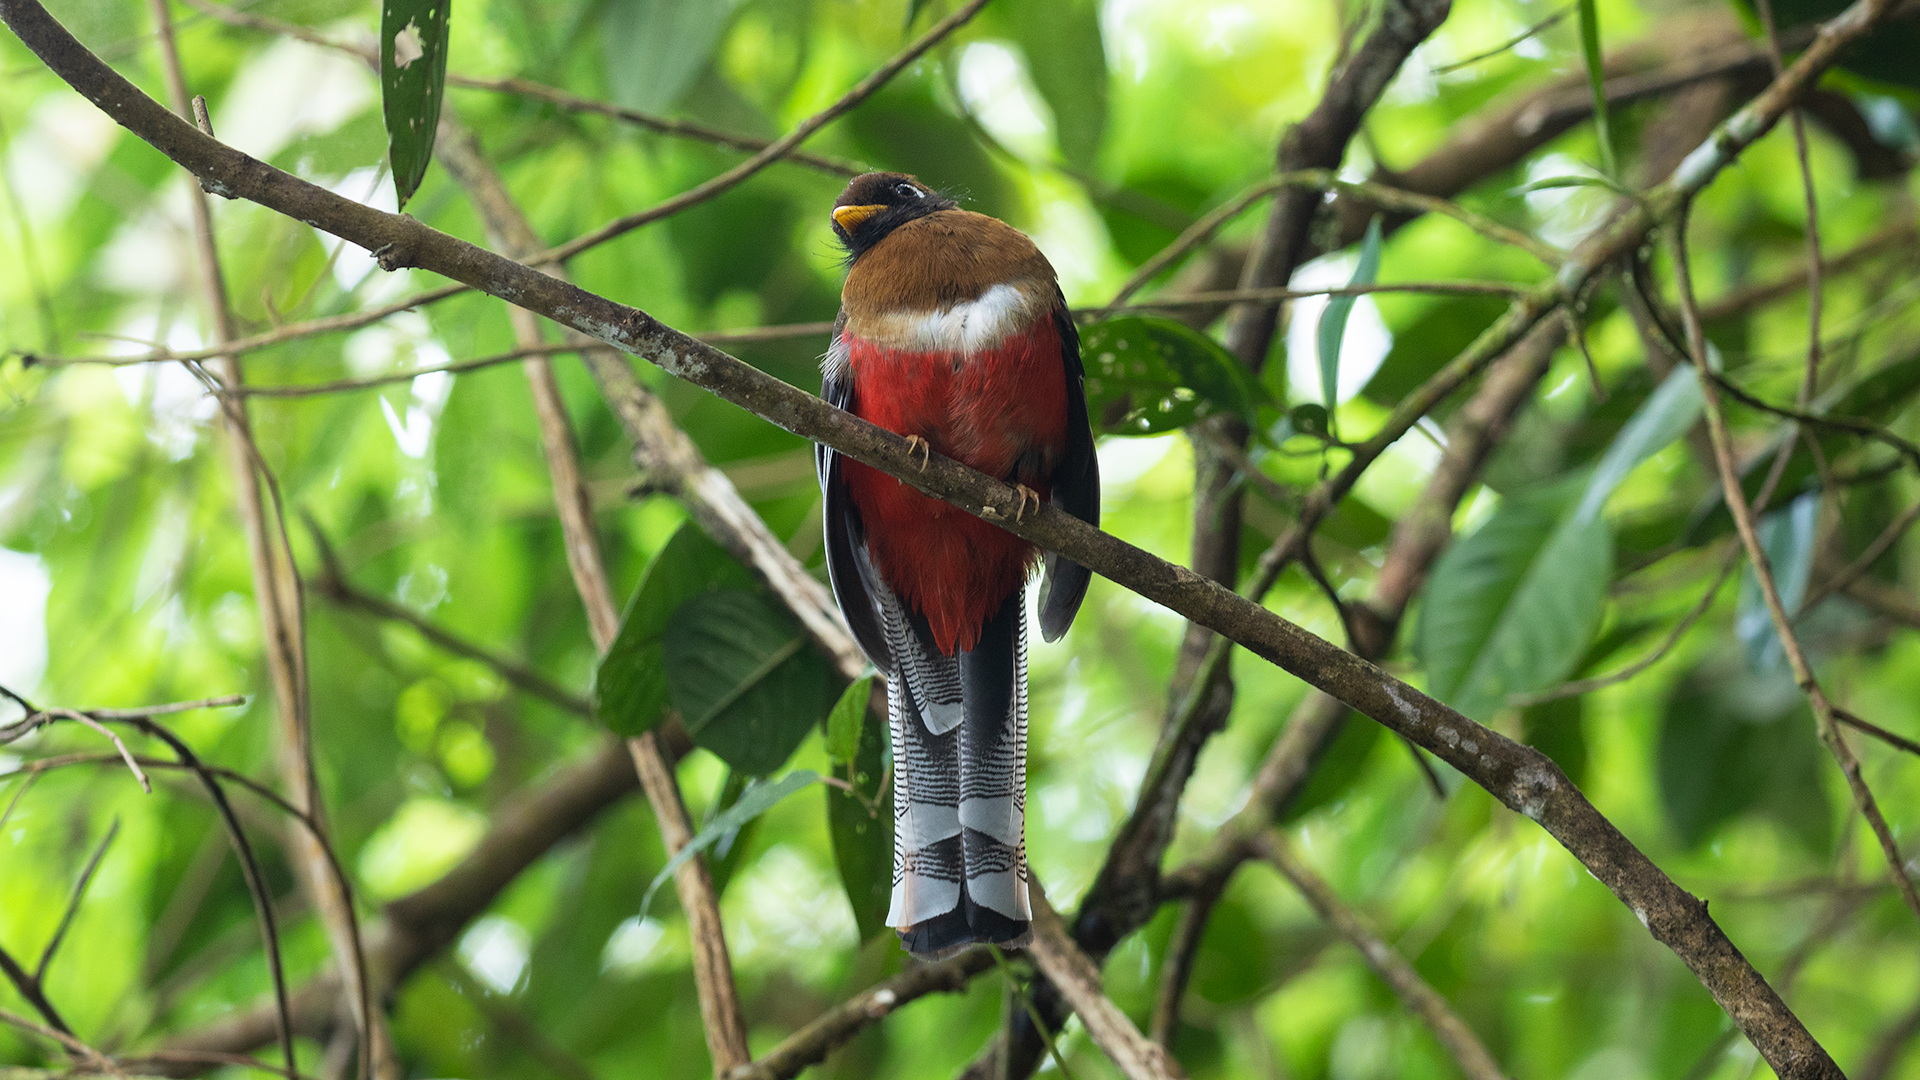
left=830, top=172, right=958, bottom=260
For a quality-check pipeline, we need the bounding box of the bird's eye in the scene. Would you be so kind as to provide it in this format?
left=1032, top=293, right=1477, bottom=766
left=894, top=183, right=924, bottom=199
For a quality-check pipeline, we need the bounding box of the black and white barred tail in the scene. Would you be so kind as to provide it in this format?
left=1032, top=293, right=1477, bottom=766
left=881, top=582, right=1031, bottom=958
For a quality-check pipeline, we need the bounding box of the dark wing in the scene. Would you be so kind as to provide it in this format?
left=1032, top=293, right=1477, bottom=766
left=819, top=309, right=893, bottom=672
left=1038, top=290, right=1100, bottom=643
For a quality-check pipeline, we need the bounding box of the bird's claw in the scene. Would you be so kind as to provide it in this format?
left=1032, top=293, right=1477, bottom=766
left=1011, top=484, right=1040, bottom=522
left=904, top=435, right=932, bottom=472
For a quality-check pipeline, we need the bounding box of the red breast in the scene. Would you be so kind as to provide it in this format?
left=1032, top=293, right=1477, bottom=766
left=835, top=209, right=1071, bottom=653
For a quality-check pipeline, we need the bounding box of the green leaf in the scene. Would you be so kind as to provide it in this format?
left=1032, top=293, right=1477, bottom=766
left=1420, top=369, right=1709, bottom=717
left=639, top=770, right=818, bottom=920
left=380, top=0, right=452, bottom=208
left=823, top=675, right=875, bottom=764
left=1081, top=316, right=1270, bottom=436
left=1512, top=174, right=1635, bottom=198
left=1734, top=492, right=1818, bottom=672
left=602, top=0, right=739, bottom=114
left=1658, top=659, right=1830, bottom=851
left=827, top=687, right=893, bottom=941
left=663, top=589, right=835, bottom=774
left=1576, top=0, right=1615, bottom=177
left=1419, top=484, right=1612, bottom=720
left=594, top=523, right=758, bottom=738
left=1002, top=0, right=1108, bottom=169
left=1573, top=366, right=1702, bottom=524
left=1316, top=216, right=1383, bottom=430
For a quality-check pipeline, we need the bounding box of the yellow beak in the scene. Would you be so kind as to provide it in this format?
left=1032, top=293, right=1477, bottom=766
left=832, top=204, right=886, bottom=232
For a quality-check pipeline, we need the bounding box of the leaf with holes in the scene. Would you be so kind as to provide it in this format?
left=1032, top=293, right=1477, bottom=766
left=380, top=0, right=451, bottom=207
left=664, top=588, right=836, bottom=775
left=594, top=523, right=758, bottom=738
left=1081, top=316, right=1269, bottom=436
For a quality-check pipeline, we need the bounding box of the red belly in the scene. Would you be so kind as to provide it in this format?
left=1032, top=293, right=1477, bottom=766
left=842, top=316, right=1070, bottom=654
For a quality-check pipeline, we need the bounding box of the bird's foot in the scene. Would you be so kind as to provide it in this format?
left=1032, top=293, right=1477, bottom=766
left=904, top=435, right=932, bottom=472
left=1011, top=484, right=1041, bottom=522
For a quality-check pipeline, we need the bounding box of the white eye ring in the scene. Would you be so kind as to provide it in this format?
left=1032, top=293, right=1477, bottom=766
left=894, top=183, right=924, bottom=199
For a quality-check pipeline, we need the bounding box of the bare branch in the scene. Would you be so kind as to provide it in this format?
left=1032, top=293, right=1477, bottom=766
left=34, top=817, right=118, bottom=984
left=142, top=3, right=378, bottom=1074
left=534, top=0, right=994, bottom=267
left=1669, top=201, right=1920, bottom=926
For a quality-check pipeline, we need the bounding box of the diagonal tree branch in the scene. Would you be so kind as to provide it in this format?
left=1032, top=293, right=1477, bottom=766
left=1668, top=204, right=1920, bottom=926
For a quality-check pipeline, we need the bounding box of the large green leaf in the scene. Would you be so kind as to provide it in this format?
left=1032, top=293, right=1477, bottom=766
left=1419, top=485, right=1612, bottom=721
left=1421, top=367, right=1708, bottom=718
left=1081, top=316, right=1270, bottom=436
left=594, top=523, right=757, bottom=737
left=602, top=0, right=740, bottom=113
left=1658, top=659, right=1831, bottom=851
left=380, top=0, right=452, bottom=207
left=826, top=677, right=892, bottom=941
left=1572, top=366, right=1701, bottom=524
left=663, top=588, right=835, bottom=775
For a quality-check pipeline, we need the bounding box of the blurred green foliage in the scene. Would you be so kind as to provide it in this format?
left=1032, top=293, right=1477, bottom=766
left=3, top=0, right=1920, bottom=1077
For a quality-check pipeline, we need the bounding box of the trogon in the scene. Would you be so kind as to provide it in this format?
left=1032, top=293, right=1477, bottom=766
left=817, top=172, right=1101, bottom=959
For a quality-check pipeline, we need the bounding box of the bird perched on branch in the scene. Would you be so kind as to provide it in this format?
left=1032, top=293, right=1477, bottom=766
left=817, top=172, right=1100, bottom=959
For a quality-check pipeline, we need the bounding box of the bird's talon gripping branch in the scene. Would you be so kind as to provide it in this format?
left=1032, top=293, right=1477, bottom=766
left=1012, top=484, right=1040, bottom=522
left=905, top=434, right=932, bottom=472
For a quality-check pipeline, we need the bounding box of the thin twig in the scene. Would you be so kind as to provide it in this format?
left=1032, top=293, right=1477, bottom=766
left=1671, top=201, right=1920, bottom=927
left=1832, top=709, right=1920, bottom=758
left=39, top=709, right=150, bottom=792
left=989, top=948, right=1078, bottom=1080
left=1025, top=885, right=1188, bottom=1080
left=34, top=817, right=119, bottom=983
left=146, top=2, right=371, bottom=1071
left=0, top=1006, right=108, bottom=1067
left=1253, top=832, right=1511, bottom=1080
left=1434, top=3, right=1577, bottom=72
left=0, top=947, right=72, bottom=1039
left=180, top=0, right=862, bottom=176
left=531, top=0, right=993, bottom=267
left=1798, top=500, right=1920, bottom=616
left=1512, top=545, right=1741, bottom=706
